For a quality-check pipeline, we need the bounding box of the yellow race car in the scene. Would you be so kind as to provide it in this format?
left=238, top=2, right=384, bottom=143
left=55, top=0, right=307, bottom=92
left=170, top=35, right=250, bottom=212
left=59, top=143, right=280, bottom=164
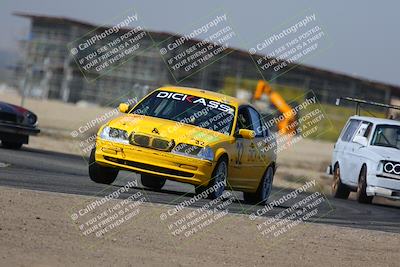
left=89, top=86, right=276, bottom=203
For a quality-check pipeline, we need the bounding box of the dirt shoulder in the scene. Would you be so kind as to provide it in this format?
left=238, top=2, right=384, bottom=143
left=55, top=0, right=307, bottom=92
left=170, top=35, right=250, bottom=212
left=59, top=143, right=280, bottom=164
left=0, top=186, right=398, bottom=267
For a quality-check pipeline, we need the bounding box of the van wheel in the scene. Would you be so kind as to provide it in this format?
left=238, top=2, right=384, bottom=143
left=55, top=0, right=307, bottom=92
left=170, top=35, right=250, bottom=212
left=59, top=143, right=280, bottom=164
left=141, top=174, right=166, bottom=190
left=88, top=148, right=119, bottom=184
left=243, top=166, right=274, bottom=204
left=332, top=164, right=350, bottom=199
left=356, top=166, right=373, bottom=204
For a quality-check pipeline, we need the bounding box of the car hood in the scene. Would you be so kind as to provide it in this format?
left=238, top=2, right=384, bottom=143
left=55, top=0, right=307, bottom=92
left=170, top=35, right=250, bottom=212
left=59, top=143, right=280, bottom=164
left=106, top=114, right=231, bottom=146
left=368, top=146, right=400, bottom=161
left=0, top=101, right=38, bottom=126
left=0, top=101, right=30, bottom=114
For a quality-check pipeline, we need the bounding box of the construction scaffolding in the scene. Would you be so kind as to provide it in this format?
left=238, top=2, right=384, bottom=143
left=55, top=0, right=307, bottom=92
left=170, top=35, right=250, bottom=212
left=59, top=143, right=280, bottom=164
left=12, top=12, right=400, bottom=108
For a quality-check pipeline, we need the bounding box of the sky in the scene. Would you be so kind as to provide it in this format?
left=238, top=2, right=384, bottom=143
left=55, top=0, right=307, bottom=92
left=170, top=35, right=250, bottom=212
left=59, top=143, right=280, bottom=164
left=0, top=0, right=399, bottom=86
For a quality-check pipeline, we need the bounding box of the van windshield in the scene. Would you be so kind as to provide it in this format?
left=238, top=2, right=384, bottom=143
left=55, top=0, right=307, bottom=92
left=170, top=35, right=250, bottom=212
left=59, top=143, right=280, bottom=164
left=371, top=125, right=400, bottom=149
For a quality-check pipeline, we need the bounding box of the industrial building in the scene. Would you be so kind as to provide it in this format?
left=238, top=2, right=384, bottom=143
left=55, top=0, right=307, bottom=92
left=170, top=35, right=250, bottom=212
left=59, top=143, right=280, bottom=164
left=12, top=12, right=400, bottom=108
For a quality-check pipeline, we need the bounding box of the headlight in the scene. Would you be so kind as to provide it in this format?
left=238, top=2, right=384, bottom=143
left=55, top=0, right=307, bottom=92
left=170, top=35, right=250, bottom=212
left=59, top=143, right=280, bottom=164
left=172, top=143, right=214, bottom=161
left=21, top=112, right=38, bottom=126
left=383, top=161, right=400, bottom=175
left=99, top=126, right=129, bottom=144
left=198, top=146, right=215, bottom=161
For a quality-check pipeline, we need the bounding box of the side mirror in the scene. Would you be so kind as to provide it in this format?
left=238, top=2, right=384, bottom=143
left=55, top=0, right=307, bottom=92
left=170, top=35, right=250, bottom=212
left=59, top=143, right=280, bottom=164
left=353, top=135, right=368, bottom=147
left=237, top=129, right=255, bottom=139
left=119, top=103, right=129, bottom=113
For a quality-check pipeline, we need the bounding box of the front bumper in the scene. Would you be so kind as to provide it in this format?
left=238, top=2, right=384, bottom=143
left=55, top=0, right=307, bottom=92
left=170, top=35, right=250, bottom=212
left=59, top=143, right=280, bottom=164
left=0, top=122, right=40, bottom=136
left=367, top=171, right=400, bottom=200
left=366, top=186, right=400, bottom=200
left=326, top=165, right=333, bottom=175
left=95, top=139, right=215, bottom=186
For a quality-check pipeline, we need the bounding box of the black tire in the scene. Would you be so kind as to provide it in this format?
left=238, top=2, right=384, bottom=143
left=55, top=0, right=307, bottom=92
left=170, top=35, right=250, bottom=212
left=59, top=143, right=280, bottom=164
left=356, top=166, right=373, bottom=204
left=196, top=158, right=228, bottom=199
left=1, top=141, right=23, bottom=149
left=332, top=164, right=350, bottom=199
left=88, top=148, right=118, bottom=184
left=194, top=185, right=207, bottom=196
left=141, top=174, right=166, bottom=190
left=243, top=165, right=274, bottom=204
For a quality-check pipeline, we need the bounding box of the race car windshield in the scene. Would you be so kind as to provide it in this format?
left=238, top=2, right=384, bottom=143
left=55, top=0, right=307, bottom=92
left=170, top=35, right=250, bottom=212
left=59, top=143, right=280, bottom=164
left=131, top=91, right=236, bottom=135
left=371, top=125, right=400, bottom=149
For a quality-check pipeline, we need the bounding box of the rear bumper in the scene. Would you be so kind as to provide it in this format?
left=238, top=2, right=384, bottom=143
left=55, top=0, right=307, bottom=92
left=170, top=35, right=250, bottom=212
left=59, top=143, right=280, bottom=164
left=95, top=139, right=215, bottom=186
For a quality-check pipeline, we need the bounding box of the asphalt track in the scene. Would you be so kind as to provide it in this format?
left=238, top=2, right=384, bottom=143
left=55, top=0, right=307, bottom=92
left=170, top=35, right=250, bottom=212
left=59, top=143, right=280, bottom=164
left=0, top=146, right=399, bottom=233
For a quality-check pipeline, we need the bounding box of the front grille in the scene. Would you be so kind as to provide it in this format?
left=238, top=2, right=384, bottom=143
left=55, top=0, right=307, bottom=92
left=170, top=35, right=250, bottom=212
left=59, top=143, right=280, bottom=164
left=103, top=156, right=194, bottom=178
left=129, top=133, right=174, bottom=151
left=0, top=112, right=18, bottom=123
left=132, top=134, right=150, bottom=147
left=152, top=138, right=172, bottom=150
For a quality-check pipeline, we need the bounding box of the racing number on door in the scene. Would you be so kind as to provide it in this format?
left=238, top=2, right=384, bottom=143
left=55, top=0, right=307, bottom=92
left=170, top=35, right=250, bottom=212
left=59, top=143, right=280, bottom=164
left=248, top=143, right=257, bottom=161
left=236, top=141, right=244, bottom=164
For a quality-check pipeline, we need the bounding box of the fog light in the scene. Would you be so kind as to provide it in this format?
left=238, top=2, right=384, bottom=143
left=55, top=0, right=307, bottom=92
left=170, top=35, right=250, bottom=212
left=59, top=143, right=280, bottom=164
left=180, top=164, right=197, bottom=170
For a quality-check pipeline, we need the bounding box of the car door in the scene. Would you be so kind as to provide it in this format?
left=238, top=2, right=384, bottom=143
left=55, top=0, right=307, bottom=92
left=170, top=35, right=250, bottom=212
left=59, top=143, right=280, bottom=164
left=340, top=119, right=361, bottom=185
left=247, top=107, right=271, bottom=184
left=229, top=106, right=253, bottom=189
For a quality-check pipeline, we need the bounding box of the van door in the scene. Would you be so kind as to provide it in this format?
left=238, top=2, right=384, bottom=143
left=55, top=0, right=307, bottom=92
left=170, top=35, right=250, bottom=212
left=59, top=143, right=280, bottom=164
left=339, top=119, right=361, bottom=184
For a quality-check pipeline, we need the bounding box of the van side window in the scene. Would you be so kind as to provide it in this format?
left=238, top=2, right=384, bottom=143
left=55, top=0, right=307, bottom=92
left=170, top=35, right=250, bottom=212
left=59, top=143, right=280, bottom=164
left=353, top=122, right=372, bottom=140
left=341, top=119, right=361, bottom=142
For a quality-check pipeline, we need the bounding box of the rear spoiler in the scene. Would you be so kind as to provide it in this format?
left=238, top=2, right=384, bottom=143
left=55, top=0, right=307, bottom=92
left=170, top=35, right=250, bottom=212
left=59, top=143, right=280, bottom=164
left=336, top=97, right=400, bottom=116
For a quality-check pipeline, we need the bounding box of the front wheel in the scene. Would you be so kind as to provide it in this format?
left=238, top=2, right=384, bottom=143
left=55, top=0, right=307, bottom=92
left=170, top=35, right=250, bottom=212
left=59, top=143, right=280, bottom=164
left=88, top=148, right=119, bottom=184
left=243, top=166, right=274, bottom=204
left=356, top=166, right=373, bottom=204
left=332, top=164, right=350, bottom=199
left=196, top=158, right=227, bottom=199
left=141, top=174, right=166, bottom=190
left=1, top=141, right=23, bottom=149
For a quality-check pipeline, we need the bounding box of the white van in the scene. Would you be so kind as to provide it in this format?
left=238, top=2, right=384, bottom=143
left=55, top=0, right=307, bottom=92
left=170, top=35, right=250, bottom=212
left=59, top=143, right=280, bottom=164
left=329, top=115, right=400, bottom=203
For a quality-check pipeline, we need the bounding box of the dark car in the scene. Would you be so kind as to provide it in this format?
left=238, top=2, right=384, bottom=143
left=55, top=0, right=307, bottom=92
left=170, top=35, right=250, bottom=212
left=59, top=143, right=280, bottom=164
left=0, top=101, right=40, bottom=149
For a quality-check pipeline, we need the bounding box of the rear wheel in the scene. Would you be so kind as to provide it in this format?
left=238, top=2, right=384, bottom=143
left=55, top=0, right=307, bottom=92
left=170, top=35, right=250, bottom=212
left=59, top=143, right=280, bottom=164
left=88, top=148, right=119, bottom=184
left=332, top=164, right=350, bottom=199
left=141, top=174, right=166, bottom=190
left=243, top=166, right=274, bottom=204
left=1, top=141, right=23, bottom=149
left=356, top=166, right=373, bottom=204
